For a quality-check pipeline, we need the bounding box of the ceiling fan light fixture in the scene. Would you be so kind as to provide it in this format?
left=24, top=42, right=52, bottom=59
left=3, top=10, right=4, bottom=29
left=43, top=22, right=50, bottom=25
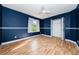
left=42, top=10, right=50, bottom=14
left=40, top=7, right=51, bottom=14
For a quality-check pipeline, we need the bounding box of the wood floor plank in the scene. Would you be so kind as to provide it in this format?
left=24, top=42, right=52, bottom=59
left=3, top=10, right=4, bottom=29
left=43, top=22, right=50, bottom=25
left=0, top=35, right=79, bottom=55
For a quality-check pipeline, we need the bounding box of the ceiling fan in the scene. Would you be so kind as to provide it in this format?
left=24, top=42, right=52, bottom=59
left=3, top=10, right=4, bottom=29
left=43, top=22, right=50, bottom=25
left=39, top=7, right=51, bottom=14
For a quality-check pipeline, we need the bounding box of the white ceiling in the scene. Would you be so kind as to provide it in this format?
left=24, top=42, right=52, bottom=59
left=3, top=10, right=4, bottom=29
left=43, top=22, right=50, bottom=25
left=2, top=4, right=77, bottom=19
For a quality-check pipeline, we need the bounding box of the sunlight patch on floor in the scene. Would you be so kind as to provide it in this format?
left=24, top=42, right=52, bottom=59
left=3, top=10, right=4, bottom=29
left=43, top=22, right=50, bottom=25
left=11, top=40, right=31, bottom=51
left=30, top=40, right=38, bottom=51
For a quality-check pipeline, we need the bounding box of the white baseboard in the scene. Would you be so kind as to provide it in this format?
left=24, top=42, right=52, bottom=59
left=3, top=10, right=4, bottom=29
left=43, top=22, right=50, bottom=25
left=41, top=34, right=78, bottom=47
left=41, top=34, right=52, bottom=37
left=2, top=34, right=41, bottom=45
left=2, top=34, right=79, bottom=48
left=2, top=34, right=51, bottom=45
left=65, top=39, right=79, bottom=47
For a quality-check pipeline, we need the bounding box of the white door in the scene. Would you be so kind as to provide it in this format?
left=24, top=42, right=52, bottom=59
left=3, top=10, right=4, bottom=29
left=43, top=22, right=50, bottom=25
left=51, top=17, right=64, bottom=40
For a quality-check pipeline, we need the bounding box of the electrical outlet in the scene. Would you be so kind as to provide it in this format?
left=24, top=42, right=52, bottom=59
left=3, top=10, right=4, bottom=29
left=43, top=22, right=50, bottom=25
left=14, top=36, right=17, bottom=38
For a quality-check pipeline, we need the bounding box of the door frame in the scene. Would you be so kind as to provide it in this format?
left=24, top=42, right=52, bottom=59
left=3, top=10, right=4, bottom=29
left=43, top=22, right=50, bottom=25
left=51, top=17, right=64, bottom=40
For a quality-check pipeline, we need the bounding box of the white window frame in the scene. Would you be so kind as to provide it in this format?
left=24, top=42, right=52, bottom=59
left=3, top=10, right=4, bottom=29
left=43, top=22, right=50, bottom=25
left=28, top=17, right=40, bottom=33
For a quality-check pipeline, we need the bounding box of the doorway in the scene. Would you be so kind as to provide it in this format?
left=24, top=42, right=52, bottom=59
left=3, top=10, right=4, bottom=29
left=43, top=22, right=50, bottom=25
left=51, top=17, right=64, bottom=40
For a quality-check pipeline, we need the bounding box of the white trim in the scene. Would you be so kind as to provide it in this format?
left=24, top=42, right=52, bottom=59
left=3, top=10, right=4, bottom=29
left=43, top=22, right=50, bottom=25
left=65, top=39, right=79, bottom=47
left=42, top=34, right=79, bottom=47
left=2, top=34, right=41, bottom=45
left=51, top=17, right=64, bottom=40
left=61, top=17, right=64, bottom=40
left=0, top=27, right=28, bottom=29
left=1, top=34, right=79, bottom=48
left=51, top=19, right=52, bottom=36
left=65, top=27, right=79, bottom=30
left=28, top=17, right=40, bottom=33
left=41, top=34, right=52, bottom=37
left=41, top=34, right=78, bottom=47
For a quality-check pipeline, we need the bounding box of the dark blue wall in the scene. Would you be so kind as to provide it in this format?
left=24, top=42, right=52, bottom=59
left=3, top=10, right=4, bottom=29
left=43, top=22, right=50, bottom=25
left=51, top=13, right=71, bottom=40
left=0, top=5, right=2, bottom=44
left=40, top=13, right=71, bottom=37
left=40, top=19, right=51, bottom=35
left=2, top=5, right=79, bottom=44
left=2, top=7, right=40, bottom=43
left=76, top=5, right=79, bottom=42
left=40, top=9, right=78, bottom=42
left=70, top=9, right=77, bottom=41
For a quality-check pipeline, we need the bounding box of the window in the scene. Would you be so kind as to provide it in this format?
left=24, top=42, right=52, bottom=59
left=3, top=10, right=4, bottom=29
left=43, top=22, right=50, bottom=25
left=28, top=17, right=40, bottom=33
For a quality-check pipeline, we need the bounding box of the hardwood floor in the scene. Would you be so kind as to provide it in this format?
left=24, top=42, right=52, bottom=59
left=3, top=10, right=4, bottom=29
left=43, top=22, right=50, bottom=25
left=0, top=35, right=79, bottom=55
